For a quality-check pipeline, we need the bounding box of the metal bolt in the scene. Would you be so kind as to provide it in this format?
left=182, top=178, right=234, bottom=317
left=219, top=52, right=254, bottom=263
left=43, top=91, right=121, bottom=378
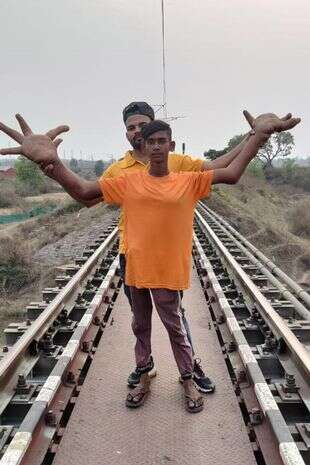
left=250, top=408, right=263, bottom=425
left=283, top=373, right=300, bottom=393
left=227, top=340, right=236, bottom=353
left=45, top=410, right=57, bottom=427
left=264, top=331, right=276, bottom=350
left=66, top=371, right=75, bottom=383
left=17, top=374, right=27, bottom=388
left=16, top=374, right=30, bottom=395
left=93, top=316, right=101, bottom=326
left=285, top=373, right=296, bottom=386
left=237, top=369, right=247, bottom=383
left=81, top=341, right=90, bottom=353
left=44, top=335, right=54, bottom=352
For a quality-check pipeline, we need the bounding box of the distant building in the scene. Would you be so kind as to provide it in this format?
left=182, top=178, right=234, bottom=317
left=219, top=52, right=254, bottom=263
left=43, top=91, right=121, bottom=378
left=0, top=167, right=16, bottom=178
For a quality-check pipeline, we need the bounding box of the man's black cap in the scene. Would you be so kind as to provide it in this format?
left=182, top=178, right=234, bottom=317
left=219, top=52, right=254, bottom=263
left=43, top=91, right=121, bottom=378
left=123, top=102, right=155, bottom=124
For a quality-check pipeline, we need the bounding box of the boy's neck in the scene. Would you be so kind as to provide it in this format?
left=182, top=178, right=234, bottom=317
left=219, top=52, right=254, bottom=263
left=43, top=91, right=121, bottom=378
left=148, top=159, right=169, bottom=177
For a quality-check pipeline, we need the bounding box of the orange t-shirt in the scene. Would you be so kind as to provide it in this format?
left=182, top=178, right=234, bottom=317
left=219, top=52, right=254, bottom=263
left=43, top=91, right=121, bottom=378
left=99, top=170, right=213, bottom=290
left=99, top=151, right=204, bottom=253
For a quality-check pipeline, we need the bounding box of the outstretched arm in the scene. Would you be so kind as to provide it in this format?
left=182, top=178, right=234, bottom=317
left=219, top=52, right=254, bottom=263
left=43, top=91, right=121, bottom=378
left=212, top=111, right=301, bottom=185
left=202, top=111, right=293, bottom=171
left=202, top=133, right=250, bottom=170
left=0, top=114, right=102, bottom=202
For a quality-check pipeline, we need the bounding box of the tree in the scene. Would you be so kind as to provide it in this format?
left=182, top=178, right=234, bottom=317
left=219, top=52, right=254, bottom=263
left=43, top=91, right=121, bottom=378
left=258, top=132, right=294, bottom=170
left=69, top=158, right=79, bottom=173
left=204, top=133, right=246, bottom=160
left=227, top=134, right=246, bottom=151
left=94, top=160, right=105, bottom=177
left=246, top=159, right=264, bottom=178
left=281, top=158, right=296, bottom=182
left=204, top=148, right=228, bottom=160
left=14, top=157, right=44, bottom=190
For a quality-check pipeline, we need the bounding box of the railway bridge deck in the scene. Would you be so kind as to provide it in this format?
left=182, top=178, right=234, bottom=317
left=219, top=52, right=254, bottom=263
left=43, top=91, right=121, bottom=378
left=52, top=272, right=260, bottom=465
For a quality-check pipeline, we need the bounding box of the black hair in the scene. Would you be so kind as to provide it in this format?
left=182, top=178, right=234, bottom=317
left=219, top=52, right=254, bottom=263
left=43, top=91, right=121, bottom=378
left=140, top=120, right=172, bottom=140
left=122, top=102, right=155, bottom=123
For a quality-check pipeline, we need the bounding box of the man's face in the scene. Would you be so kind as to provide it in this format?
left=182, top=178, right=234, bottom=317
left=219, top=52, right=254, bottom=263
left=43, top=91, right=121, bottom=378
left=125, top=115, right=152, bottom=150
left=143, top=130, right=175, bottom=164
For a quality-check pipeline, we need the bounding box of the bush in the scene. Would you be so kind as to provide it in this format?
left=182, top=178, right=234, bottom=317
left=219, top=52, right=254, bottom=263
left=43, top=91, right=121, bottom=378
left=0, top=183, right=22, bottom=208
left=289, top=199, right=310, bottom=238
left=15, top=158, right=44, bottom=192
left=265, top=165, right=310, bottom=192
left=246, top=160, right=265, bottom=178
left=0, top=237, right=38, bottom=293
left=51, top=200, right=83, bottom=217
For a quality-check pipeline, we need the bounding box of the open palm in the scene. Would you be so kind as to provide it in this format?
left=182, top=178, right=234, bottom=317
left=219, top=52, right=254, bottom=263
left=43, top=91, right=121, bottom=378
left=243, top=110, right=301, bottom=136
left=0, top=114, right=69, bottom=169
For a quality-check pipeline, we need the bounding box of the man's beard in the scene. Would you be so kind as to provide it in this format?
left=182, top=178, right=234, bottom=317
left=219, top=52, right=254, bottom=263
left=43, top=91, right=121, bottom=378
left=131, top=134, right=143, bottom=150
left=131, top=140, right=142, bottom=150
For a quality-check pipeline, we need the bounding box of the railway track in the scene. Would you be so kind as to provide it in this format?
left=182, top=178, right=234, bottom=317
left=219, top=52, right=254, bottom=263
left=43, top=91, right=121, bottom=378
left=194, top=202, right=310, bottom=465
left=0, top=219, right=121, bottom=465
left=0, top=208, right=309, bottom=465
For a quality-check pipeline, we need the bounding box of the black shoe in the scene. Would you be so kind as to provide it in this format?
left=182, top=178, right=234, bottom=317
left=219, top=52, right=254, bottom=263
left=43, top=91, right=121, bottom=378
left=193, top=358, right=215, bottom=393
left=127, top=356, right=157, bottom=388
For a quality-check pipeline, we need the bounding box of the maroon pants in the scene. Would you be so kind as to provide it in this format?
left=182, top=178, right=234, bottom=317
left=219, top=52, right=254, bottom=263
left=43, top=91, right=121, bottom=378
left=130, top=287, right=194, bottom=379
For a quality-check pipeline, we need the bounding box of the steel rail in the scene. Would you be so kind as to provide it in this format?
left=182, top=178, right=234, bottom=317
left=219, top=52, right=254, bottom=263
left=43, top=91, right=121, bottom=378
left=0, top=256, right=121, bottom=465
left=195, top=210, right=310, bottom=380
left=0, top=226, right=118, bottom=384
left=192, top=232, right=307, bottom=465
left=198, top=202, right=310, bottom=309
left=197, top=202, right=310, bottom=320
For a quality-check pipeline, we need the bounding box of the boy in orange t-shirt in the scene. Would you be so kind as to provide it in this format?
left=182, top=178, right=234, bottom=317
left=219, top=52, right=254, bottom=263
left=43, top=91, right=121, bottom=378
left=99, top=118, right=276, bottom=413
left=100, top=121, right=215, bottom=412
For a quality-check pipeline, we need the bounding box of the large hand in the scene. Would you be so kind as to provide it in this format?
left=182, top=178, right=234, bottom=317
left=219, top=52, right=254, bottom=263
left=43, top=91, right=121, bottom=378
left=243, top=110, right=301, bottom=136
left=0, top=114, right=69, bottom=169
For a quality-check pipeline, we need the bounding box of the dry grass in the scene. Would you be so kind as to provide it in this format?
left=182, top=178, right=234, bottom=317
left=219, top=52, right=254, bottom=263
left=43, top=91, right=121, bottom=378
left=288, top=199, right=310, bottom=239
left=208, top=173, right=310, bottom=287
left=0, top=236, right=39, bottom=295
left=0, top=182, right=26, bottom=209
left=0, top=201, right=117, bottom=341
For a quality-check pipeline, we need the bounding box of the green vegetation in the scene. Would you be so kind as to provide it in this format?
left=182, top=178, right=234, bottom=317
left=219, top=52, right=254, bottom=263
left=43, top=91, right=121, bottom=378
left=94, top=160, right=105, bottom=177
left=204, top=131, right=294, bottom=170
left=258, top=132, right=294, bottom=169
left=246, top=159, right=264, bottom=178
left=0, top=204, right=57, bottom=225
left=204, top=131, right=309, bottom=191
left=15, top=157, right=45, bottom=191
left=0, top=237, right=38, bottom=293
left=51, top=199, right=83, bottom=217
left=204, top=133, right=246, bottom=160
left=69, top=158, right=79, bottom=173
left=0, top=181, right=24, bottom=208
left=289, top=199, right=310, bottom=238
left=207, top=173, right=310, bottom=287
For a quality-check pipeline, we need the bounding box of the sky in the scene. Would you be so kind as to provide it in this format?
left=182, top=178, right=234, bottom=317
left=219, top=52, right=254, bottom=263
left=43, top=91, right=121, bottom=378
left=1, top=0, right=309, bottom=161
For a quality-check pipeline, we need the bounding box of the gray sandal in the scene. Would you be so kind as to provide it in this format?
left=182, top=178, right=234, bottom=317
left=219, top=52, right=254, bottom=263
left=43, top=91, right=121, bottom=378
left=185, top=395, right=204, bottom=413
left=126, top=386, right=150, bottom=408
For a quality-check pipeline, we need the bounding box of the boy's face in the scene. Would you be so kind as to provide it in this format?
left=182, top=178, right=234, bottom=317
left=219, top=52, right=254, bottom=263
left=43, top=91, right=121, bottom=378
left=125, top=114, right=152, bottom=150
left=143, top=130, right=175, bottom=164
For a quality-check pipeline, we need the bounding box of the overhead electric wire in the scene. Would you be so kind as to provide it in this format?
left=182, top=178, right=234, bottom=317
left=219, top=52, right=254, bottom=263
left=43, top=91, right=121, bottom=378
left=161, top=0, right=167, bottom=118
